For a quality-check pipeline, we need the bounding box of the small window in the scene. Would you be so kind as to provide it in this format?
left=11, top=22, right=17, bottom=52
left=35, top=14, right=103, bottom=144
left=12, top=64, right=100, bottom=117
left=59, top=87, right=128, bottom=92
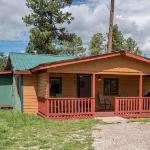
left=104, top=78, right=119, bottom=96
left=50, top=77, right=62, bottom=96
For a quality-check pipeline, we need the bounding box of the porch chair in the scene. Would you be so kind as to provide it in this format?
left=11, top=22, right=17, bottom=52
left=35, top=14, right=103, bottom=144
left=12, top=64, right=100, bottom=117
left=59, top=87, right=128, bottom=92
left=98, top=94, right=111, bottom=110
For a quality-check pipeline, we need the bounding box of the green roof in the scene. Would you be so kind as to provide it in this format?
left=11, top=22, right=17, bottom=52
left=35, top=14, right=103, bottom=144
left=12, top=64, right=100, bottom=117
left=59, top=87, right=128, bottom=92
left=9, top=52, right=76, bottom=70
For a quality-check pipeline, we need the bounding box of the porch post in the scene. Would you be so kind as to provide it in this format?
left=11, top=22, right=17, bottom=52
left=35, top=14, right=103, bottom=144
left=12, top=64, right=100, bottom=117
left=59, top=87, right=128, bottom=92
left=139, top=75, right=143, bottom=97
left=48, top=73, right=50, bottom=98
left=139, top=75, right=143, bottom=114
left=46, top=73, right=50, bottom=117
left=91, top=74, right=96, bottom=114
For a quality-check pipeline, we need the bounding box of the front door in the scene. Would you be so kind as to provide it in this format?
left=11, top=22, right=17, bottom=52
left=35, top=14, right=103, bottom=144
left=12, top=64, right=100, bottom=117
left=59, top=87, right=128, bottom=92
left=77, top=74, right=91, bottom=97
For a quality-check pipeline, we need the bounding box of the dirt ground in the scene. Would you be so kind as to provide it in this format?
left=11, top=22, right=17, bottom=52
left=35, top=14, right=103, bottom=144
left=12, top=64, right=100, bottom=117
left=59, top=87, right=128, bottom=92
left=92, top=117, right=150, bottom=150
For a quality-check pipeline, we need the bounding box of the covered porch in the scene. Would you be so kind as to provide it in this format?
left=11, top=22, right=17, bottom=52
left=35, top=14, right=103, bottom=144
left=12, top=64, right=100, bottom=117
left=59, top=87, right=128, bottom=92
left=36, top=52, right=150, bottom=119
left=37, top=73, right=150, bottom=119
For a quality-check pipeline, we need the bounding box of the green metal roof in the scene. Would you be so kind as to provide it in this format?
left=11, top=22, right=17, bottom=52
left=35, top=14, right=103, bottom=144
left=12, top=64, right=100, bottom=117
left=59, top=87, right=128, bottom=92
left=9, top=52, right=76, bottom=70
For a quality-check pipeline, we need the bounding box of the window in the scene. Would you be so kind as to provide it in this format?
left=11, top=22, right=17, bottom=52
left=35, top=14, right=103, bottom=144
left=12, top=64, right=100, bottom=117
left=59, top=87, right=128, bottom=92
left=50, top=77, right=62, bottom=96
left=104, top=78, right=119, bottom=96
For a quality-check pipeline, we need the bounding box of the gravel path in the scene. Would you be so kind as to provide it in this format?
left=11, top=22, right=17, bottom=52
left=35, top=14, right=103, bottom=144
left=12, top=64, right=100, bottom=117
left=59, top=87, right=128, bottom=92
left=92, top=117, right=150, bottom=150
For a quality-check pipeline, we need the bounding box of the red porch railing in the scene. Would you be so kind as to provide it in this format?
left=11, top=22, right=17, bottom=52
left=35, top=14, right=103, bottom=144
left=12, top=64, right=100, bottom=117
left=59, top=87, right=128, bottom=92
left=38, top=97, right=95, bottom=119
left=115, top=97, right=150, bottom=117
left=38, top=98, right=49, bottom=117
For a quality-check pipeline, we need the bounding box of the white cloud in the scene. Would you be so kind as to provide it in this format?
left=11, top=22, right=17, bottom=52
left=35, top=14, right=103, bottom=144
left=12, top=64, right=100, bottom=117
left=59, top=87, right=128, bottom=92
left=64, top=1, right=109, bottom=46
left=1, top=0, right=150, bottom=53
left=63, top=0, right=150, bottom=52
left=0, top=0, right=29, bottom=40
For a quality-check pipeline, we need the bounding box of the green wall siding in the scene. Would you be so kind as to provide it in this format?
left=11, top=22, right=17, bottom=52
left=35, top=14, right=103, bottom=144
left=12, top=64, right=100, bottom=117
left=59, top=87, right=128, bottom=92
left=0, top=74, right=23, bottom=112
left=0, top=75, right=13, bottom=106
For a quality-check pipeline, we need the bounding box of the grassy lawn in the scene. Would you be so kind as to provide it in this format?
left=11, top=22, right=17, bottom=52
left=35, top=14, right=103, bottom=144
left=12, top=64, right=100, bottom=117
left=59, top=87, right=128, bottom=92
left=130, top=118, right=150, bottom=123
left=0, top=110, right=102, bottom=150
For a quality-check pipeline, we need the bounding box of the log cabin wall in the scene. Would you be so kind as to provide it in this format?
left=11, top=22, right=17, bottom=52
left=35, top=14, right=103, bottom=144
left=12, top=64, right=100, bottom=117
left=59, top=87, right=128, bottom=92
left=49, top=73, right=77, bottom=98
left=38, top=72, right=49, bottom=98
left=23, top=74, right=38, bottom=114
left=37, top=73, right=77, bottom=98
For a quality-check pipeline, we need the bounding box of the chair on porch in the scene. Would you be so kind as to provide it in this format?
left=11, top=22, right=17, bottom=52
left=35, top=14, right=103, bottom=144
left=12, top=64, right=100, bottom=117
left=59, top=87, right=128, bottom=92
left=97, top=94, right=111, bottom=110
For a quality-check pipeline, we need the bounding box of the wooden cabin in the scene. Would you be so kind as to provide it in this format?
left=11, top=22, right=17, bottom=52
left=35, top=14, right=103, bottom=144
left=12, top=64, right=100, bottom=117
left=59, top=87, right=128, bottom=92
left=1, top=51, right=150, bottom=119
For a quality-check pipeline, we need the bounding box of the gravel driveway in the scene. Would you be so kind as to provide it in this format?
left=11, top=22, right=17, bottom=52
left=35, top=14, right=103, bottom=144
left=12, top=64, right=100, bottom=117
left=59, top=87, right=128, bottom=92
left=92, top=117, right=150, bottom=150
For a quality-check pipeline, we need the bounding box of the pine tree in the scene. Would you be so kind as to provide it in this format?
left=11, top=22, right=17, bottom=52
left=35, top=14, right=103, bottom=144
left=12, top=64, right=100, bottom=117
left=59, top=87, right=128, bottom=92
left=61, top=33, right=85, bottom=55
left=89, top=33, right=105, bottom=56
left=23, top=0, right=73, bottom=54
left=0, top=53, right=7, bottom=70
left=125, top=37, right=141, bottom=55
left=112, top=24, right=125, bottom=51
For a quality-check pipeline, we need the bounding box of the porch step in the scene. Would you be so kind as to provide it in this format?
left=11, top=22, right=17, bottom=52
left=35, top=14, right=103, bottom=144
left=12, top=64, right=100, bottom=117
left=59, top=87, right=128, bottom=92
left=94, top=111, right=115, bottom=117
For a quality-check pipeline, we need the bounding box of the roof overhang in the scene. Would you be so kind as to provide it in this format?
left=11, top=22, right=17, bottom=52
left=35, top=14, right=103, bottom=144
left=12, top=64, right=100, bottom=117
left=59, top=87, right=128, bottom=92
left=0, top=70, right=12, bottom=75
left=31, top=51, right=150, bottom=72
left=0, top=70, right=32, bottom=75
left=13, top=70, right=32, bottom=75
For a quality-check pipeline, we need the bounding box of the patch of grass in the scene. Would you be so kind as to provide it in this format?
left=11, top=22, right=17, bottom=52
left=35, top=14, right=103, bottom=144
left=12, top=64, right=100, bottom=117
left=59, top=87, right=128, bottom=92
left=0, top=110, right=103, bottom=150
left=129, top=118, right=150, bottom=123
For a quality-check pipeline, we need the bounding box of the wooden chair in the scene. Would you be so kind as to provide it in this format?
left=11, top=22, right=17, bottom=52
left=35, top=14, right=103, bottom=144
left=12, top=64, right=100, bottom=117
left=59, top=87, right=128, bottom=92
left=98, top=94, right=111, bottom=110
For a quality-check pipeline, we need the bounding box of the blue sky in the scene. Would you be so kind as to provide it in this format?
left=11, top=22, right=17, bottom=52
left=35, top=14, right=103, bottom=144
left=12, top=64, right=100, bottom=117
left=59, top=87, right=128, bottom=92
left=0, top=0, right=88, bottom=54
left=0, top=41, right=28, bottom=53
left=1, top=0, right=150, bottom=55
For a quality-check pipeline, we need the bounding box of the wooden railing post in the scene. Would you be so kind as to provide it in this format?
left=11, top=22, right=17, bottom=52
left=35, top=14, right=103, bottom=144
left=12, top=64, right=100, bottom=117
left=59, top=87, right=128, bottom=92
left=139, top=97, right=143, bottom=114
left=46, top=99, right=49, bottom=117
left=115, top=97, right=119, bottom=115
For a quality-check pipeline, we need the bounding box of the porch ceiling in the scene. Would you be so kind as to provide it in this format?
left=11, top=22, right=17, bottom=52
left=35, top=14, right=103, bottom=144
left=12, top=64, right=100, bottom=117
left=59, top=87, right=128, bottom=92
left=95, top=67, right=144, bottom=75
